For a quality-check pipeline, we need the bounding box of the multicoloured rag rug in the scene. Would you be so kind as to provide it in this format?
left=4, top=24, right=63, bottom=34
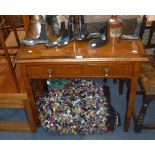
left=36, top=79, right=120, bottom=135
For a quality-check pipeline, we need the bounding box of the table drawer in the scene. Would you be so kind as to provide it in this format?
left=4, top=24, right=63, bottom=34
left=27, top=64, right=133, bottom=78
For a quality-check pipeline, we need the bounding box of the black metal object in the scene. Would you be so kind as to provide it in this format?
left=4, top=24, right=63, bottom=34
left=21, top=23, right=49, bottom=45
left=58, top=21, right=68, bottom=41
left=56, top=16, right=75, bottom=46
left=21, top=15, right=108, bottom=48
left=87, top=24, right=107, bottom=48
left=88, top=38, right=107, bottom=48
left=75, top=15, right=86, bottom=40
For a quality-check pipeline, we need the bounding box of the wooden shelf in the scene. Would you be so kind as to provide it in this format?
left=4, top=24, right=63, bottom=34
left=0, top=122, right=32, bottom=132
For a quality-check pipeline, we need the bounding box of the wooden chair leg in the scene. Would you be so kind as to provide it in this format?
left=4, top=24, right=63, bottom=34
left=134, top=95, right=152, bottom=133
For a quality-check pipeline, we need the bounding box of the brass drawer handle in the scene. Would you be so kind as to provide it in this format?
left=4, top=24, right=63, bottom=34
left=103, top=68, right=110, bottom=77
left=47, top=69, right=53, bottom=77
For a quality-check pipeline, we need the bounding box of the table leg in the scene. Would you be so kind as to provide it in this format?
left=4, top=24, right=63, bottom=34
left=124, top=62, right=141, bottom=131
left=21, top=65, right=40, bottom=127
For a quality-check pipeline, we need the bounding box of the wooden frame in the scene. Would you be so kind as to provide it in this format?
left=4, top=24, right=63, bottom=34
left=0, top=94, right=35, bottom=132
left=0, top=19, right=36, bottom=132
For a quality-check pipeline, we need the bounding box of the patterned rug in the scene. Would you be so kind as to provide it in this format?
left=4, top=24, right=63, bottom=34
left=36, top=79, right=120, bottom=135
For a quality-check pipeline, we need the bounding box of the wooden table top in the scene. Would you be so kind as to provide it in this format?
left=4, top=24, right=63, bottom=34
left=15, top=39, right=148, bottom=63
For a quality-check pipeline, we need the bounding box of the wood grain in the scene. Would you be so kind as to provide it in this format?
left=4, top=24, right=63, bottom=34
left=0, top=122, right=32, bottom=132
left=16, top=39, right=148, bottom=63
left=16, top=39, right=149, bottom=132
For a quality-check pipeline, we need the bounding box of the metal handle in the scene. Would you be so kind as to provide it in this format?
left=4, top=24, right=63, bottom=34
left=103, top=68, right=110, bottom=77
left=47, top=69, right=53, bottom=77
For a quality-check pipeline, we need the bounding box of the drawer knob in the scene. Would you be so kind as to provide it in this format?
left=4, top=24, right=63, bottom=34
left=103, top=68, right=110, bottom=77
left=47, top=69, right=53, bottom=77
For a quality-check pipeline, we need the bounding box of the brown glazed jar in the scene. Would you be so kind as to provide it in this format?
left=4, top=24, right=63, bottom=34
left=107, top=15, right=122, bottom=43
